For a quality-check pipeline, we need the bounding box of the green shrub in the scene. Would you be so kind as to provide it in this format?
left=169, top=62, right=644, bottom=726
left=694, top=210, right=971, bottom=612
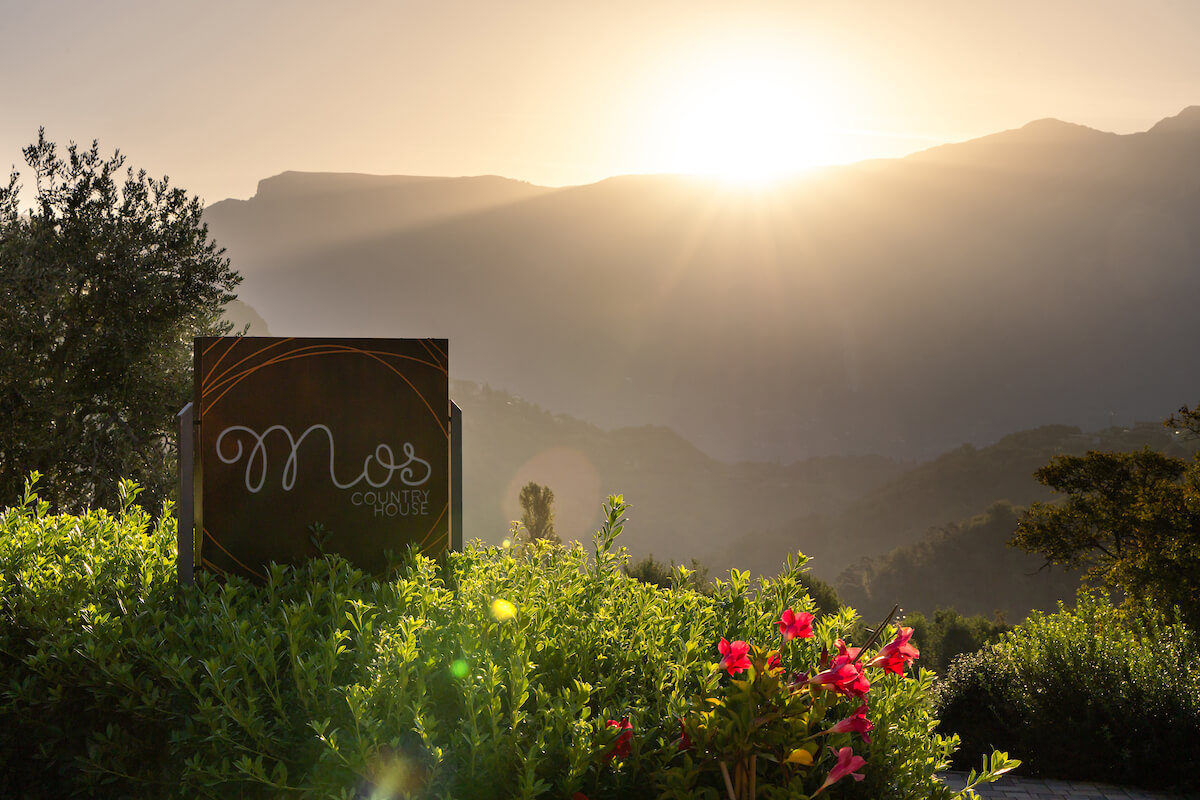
left=624, top=553, right=712, bottom=593
left=1, top=478, right=993, bottom=799
left=904, top=609, right=1011, bottom=674
left=935, top=592, right=1200, bottom=791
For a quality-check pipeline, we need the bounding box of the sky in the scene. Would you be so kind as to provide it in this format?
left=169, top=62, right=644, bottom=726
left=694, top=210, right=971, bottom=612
left=4, top=0, right=1200, bottom=205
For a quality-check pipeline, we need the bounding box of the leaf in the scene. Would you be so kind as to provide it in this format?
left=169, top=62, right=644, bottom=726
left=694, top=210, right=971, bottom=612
left=786, top=748, right=814, bottom=766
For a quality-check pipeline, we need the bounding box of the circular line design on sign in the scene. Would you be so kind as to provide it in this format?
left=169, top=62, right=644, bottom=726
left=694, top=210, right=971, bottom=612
left=199, top=338, right=451, bottom=573
left=203, top=340, right=447, bottom=437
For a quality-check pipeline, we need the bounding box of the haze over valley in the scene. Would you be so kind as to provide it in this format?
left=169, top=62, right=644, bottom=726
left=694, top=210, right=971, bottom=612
left=12, top=0, right=1200, bottom=624
left=209, top=108, right=1200, bottom=615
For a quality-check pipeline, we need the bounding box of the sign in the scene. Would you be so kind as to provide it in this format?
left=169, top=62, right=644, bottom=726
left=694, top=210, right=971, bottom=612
left=193, top=337, right=451, bottom=579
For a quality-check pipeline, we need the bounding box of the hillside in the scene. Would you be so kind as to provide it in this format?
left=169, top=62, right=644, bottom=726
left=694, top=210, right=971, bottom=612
left=710, top=420, right=1195, bottom=581
left=205, top=108, right=1200, bottom=464
left=451, top=380, right=903, bottom=565
left=835, top=501, right=1084, bottom=622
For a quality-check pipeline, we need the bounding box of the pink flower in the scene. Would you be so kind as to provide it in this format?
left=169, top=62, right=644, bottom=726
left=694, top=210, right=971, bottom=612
left=809, top=649, right=871, bottom=697
left=827, top=702, right=873, bottom=743
left=778, top=609, right=815, bottom=641
left=605, top=718, right=633, bottom=761
left=718, top=638, right=751, bottom=676
left=868, top=627, right=920, bottom=674
left=814, top=746, right=867, bottom=795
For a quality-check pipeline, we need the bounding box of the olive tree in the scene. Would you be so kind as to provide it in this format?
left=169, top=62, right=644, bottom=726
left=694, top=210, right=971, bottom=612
left=0, top=130, right=240, bottom=510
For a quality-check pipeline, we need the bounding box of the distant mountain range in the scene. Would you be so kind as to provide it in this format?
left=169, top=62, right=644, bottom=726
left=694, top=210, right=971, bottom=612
left=204, top=107, right=1200, bottom=618
left=206, top=107, right=1200, bottom=464
left=453, top=386, right=1191, bottom=620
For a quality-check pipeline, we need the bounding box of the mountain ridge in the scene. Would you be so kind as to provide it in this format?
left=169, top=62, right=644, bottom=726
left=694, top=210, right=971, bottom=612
left=204, top=106, right=1200, bottom=464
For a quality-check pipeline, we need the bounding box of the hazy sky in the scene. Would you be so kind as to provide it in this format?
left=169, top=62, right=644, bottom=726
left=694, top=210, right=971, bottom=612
left=4, top=0, right=1199, bottom=204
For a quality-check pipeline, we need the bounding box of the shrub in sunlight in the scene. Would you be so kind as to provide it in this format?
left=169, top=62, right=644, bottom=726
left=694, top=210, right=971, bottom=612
left=2, top=476, right=1005, bottom=799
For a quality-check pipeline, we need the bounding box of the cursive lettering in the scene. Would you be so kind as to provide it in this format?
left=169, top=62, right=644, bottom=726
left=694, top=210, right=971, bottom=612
left=215, top=424, right=431, bottom=493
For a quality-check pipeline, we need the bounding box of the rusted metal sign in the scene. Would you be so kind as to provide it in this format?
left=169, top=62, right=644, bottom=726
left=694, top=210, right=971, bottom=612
left=193, top=337, right=451, bottom=579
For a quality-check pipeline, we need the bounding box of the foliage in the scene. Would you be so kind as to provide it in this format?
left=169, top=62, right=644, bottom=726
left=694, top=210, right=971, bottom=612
left=0, top=480, right=1000, bottom=800
left=654, top=596, right=1019, bottom=800
left=901, top=609, right=1010, bottom=674
left=624, top=553, right=712, bottom=594
left=935, top=593, right=1200, bottom=791
left=1012, top=448, right=1200, bottom=628
left=0, top=130, right=240, bottom=512
left=796, top=572, right=842, bottom=618
left=518, top=481, right=559, bottom=545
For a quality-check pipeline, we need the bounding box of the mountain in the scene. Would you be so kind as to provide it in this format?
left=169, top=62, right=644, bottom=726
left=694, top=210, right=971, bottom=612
left=716, top=419, right=1196, bottom=578
left=203, top=108, right=1200, bottom=465
left=833, top=501, right=1084, bottom=622
left=450, top=381, right=1192, bottom=623
left=221, top=298, right=270, bottom=335
left=451, top=380, right=903, bottom=565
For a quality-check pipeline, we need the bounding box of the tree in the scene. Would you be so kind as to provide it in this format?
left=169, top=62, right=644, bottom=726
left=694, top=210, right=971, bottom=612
left=1011, top=447, right=1200, bottom=627
left=518, top=481, right=559, bottom=544
left=0, top=130, right=240, bottom=511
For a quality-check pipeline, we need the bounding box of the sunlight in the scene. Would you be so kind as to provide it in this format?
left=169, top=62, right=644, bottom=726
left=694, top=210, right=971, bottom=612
left=650, top=56, right=850, bottom=185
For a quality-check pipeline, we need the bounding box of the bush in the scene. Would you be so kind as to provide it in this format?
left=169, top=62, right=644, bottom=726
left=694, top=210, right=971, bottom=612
left=904, top=609, right=1011, bottom=674
left=935, top=593, right=1200, bottom=791
left=624, top=553, right=712, bottom=593
left=1, top=479, right=993, bottom=799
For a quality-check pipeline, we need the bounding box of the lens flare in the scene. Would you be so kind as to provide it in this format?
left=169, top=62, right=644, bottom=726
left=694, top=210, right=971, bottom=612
left=450, top=658, right=469, bottom=679
left=490, top=598, right=517, bottom=621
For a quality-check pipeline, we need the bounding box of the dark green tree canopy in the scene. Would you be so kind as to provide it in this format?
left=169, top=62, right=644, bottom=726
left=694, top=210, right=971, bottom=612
left=1012, top=446, right=1200, bottom=626
left=0, top=130, right=240, bottom=510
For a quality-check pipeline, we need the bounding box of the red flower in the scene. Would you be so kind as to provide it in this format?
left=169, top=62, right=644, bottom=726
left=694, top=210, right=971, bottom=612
left=809, top=648, right=871, bottom=697
left=605, top=718, right=633, bottom=761
left=778, top=608, right=815, bottom=641
left=835, top=638, right=862, bottom=663
left=677, top=718, right=693, bottom=751
left=868, top=627, right=920, bottom=674
left=814, top=746, right=867, bottom=795
left=827, top=702, right=873, bottom=743
left=766, top=650, right=782, bottom=673
left=717, top=638, right=751, bottom=676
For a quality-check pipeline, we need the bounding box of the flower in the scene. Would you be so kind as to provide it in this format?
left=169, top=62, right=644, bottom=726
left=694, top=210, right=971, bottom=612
left=868, top=626, right=920, bottom=674
left=809, top=648, right=871, bottom=697
left=778, top=609, right=815, bottom=641
left=827, top=702, right=873, bottom=743
left=717, top=638, right=751, bottom=676
left=766, top=650, right=782, bottom=673
left=814, top=746, right=867, bottom=795
left=788, top=670, right=810, bottom=690
left=605, top=718, right=633, bottom=761
left=677, top=718, right=693, bottom=751
left=809, top=661, right=870, bottom=697
left=834, top=638, right=862, bottom=663
left=808, top=640, right=873, bottom=696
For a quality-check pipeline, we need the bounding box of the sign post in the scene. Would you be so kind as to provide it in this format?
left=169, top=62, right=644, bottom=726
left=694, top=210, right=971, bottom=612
left=176, top=402, right=194, bottom=587
left=191, top=337, right=452, bottom=580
